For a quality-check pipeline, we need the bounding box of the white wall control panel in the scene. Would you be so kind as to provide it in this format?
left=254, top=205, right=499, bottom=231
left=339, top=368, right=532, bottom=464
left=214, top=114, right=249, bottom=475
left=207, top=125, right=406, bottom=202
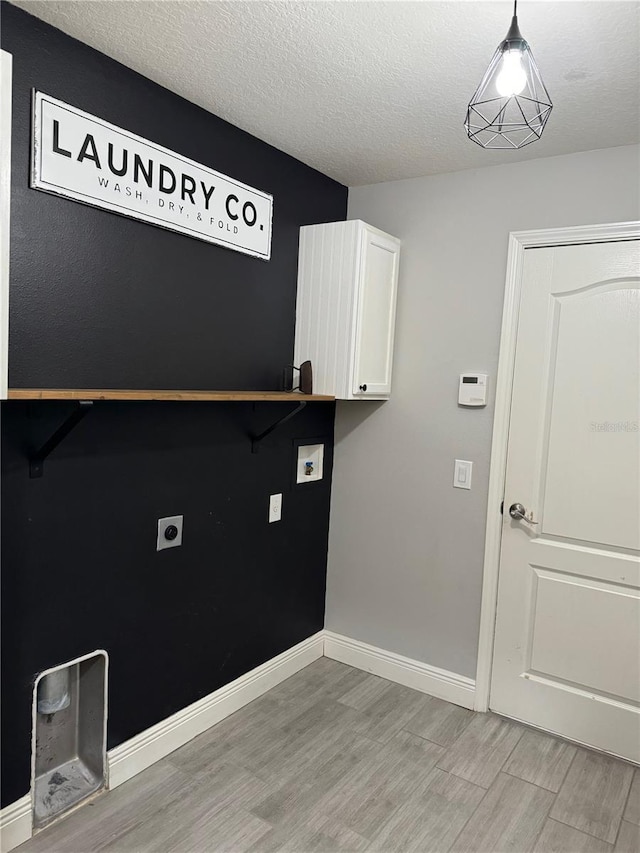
left=453, top=460, right=473, bottom=490
left=269, top=493, right=282, bottom=523
left=296, top=443, right=324, bottom=484
left=459, top=373, right=488, bottom=406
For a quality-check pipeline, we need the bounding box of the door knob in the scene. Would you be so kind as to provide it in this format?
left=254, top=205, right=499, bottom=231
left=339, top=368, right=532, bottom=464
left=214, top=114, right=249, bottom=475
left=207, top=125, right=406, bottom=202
left=359, top=384, right=367, bottom=392
left=509, top=503, right=538, bottom=524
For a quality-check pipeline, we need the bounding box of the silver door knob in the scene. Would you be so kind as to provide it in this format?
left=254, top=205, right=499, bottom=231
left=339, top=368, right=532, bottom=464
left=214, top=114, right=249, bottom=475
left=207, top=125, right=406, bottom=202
left=509, top=503, right=538, bottom=524
left=509, top=502, right=527, bottom=519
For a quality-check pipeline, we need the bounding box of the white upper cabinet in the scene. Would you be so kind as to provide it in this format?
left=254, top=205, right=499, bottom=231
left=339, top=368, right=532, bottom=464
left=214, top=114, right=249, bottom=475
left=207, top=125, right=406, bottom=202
left=294, top=220, right=400, bottom=400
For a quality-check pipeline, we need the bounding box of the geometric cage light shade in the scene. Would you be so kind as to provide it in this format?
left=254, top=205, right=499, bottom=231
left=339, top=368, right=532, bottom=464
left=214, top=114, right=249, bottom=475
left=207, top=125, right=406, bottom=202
left=465, top=2, right=552, bottom=149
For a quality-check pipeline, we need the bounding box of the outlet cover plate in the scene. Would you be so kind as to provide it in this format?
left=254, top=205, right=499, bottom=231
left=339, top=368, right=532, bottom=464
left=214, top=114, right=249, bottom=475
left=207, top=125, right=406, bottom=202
left=453, top=460, right=472, bottom=490
left=269, top=494, right=282, bottom=523
left=157, top=515, right=184, bottom=550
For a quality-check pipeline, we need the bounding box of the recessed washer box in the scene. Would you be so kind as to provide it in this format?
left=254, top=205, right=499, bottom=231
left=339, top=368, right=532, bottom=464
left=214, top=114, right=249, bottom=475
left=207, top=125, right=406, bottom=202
left=32, top=651, right=108, bottom=830
left=296, top=444, right=324, bottom=484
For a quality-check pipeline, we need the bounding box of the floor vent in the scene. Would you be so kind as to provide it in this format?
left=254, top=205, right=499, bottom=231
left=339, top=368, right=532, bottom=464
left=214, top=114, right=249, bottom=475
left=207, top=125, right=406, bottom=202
left=32, top=651, right=108, bottom=830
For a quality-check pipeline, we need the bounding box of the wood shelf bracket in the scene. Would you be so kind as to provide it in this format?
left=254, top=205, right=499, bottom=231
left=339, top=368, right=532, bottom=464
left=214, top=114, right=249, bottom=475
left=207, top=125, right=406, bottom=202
left=250, top=401, right=307, bottom=453
left=29, top=400, right=93, bottom=478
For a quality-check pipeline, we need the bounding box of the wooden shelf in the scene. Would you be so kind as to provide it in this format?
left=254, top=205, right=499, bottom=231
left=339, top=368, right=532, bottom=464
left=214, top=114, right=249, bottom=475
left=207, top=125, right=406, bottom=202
left=8, top=389, right=335, bottom=402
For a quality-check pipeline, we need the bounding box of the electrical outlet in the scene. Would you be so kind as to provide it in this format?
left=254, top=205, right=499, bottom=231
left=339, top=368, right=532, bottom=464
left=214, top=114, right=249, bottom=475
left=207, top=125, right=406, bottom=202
left=157, top=515, right=183, bottom=550
left=269, top=493, right=282, bottom=523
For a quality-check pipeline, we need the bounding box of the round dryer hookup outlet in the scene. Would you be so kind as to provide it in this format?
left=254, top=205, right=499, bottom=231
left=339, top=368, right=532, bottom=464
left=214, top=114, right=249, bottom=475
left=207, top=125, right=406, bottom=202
left=157, top=515, right=183, bottom=551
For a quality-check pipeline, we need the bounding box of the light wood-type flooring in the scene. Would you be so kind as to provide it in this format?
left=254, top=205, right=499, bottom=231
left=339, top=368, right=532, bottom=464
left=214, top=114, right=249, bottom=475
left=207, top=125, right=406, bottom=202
left=17, top=658, right=640, bottom=853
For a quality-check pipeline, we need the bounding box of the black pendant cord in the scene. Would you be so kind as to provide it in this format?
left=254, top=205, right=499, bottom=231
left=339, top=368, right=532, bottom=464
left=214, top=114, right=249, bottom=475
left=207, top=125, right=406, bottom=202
left=504, top=0, right=524, bottom=44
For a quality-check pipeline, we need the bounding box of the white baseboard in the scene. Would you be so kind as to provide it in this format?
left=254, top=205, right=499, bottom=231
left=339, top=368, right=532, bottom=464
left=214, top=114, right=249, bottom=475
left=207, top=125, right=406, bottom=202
left=0, top=632, right=324, bottom=852
left=1, top=629, right=475, bottom=853
left=323, top=631, right=476, bottom=710
left=0, top=796, right=31, bottom=853
left=108, top=631, right=324, bottom=788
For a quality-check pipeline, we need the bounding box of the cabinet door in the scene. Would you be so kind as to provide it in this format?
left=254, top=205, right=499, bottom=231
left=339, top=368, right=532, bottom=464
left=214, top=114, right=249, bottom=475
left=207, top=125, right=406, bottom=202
left=352, top=227, right=400, bottom=397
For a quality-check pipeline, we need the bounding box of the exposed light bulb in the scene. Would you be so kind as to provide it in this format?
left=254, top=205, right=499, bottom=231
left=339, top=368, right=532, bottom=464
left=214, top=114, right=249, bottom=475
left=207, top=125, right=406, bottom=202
left=496, top=49, right=527, bottom=97
left=465, top=0, right=553, bottom=148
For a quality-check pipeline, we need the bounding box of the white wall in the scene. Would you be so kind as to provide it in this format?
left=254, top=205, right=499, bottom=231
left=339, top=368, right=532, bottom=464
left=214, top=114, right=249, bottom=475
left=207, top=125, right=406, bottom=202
left=326, top=145, right=640, bottom=680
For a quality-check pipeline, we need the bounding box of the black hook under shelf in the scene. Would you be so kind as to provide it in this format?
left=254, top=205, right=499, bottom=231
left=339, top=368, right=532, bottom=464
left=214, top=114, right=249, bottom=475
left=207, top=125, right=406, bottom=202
left=29, top=401, right=93, bottom=478
left=250, top=401, right=307, bottom=453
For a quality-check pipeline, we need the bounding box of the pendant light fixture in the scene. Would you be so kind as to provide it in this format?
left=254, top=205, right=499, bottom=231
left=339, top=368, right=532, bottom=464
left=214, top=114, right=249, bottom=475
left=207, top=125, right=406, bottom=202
left=465, top=1, right=552, bottom=149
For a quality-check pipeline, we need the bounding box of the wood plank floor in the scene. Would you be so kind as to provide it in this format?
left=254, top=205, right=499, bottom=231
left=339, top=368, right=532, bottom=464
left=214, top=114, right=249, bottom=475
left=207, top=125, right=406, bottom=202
left=17, top=659, right=640, bottom=853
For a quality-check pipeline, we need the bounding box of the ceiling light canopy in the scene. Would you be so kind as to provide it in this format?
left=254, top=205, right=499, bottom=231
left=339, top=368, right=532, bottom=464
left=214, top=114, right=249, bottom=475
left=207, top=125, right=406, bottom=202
left=465, top=1, right=552, bottom=149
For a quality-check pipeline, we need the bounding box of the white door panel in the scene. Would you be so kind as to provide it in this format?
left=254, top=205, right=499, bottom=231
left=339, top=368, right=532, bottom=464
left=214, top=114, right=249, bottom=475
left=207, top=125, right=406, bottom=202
left=352, top=229, right=399, bottom=397
left=528, top=569, right=640, bottom=703
left=491, top=239, right=640, bottom=761
left=542, top=285, right=639, bottom=549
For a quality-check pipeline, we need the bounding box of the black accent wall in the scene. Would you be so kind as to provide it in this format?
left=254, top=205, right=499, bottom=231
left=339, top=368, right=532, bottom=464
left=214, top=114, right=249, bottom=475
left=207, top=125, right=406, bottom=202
left=2, top=1, right=345, bottom=389
left=1, top=2, right=346, bottom=807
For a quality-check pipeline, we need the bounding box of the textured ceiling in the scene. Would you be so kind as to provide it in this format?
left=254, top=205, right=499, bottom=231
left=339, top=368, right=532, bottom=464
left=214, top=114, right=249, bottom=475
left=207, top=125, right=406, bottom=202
left=9, top=0, right=640, bottom=186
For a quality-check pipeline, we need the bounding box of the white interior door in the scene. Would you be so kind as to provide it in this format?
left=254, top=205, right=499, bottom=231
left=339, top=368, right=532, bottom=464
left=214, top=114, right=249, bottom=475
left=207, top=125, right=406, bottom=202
left=351, top=227, right=399, bottom=397
left=491, top=238, right=640, bottom=762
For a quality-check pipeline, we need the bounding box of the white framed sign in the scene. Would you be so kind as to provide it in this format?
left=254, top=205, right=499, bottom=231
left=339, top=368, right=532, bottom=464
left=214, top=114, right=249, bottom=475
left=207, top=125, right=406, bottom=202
left=31, top=91, right=273, bottom=260
left=0, top=50, right=12, bottom=400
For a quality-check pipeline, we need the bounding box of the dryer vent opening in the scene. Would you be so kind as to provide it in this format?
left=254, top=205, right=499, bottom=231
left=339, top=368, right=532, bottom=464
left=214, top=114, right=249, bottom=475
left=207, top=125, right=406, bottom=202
left=32, top=651, right=108, bottom=830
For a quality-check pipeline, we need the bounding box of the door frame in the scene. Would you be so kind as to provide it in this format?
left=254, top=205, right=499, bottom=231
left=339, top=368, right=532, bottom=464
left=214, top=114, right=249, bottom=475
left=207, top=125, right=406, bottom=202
left=474, top=220, right=640, bottom=713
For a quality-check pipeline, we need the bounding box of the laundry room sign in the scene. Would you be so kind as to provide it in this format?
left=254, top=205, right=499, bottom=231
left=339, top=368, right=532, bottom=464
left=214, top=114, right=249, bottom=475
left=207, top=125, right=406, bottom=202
left=31, top=91, right=273, bottom=260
